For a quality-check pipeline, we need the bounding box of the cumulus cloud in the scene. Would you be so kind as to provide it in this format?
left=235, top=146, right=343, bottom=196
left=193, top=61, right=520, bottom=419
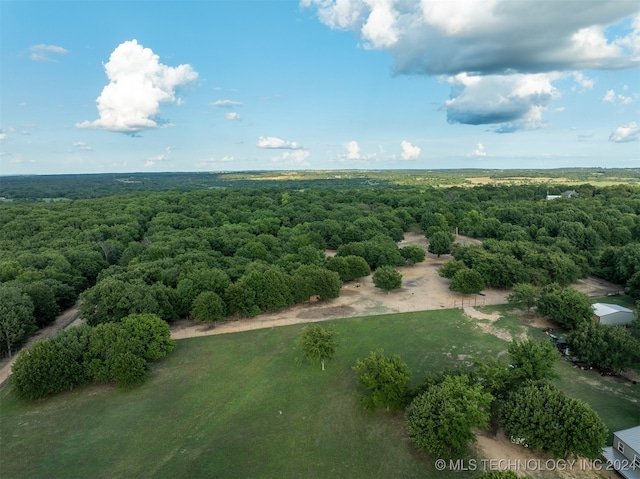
left=271, top=150, right=311, bottom=166
left=345, top=140, right=361, bottom=159
left=602, top=89, right=634, bottom=104
left=76, top=40, right=198, bottom=133
left=471, top=143, right=487, bottom=157
left=400, top=140, right=420, bottom=159
left=145, top=147, right=172, bottom=167
left=444, top=73, right=560, bottom=131
left=257, top=136, right=304, bottom=149
left=30, top=44, right=68, bottom=61
left=211, top=100, right=243, bottom=107
left=303, top=0, right=639, bottom=75
left=609, top=122, right=640, bottom=142
left=73, top=141, right=92, bottom=151
left=225, top=112, right=241, bottom=121
left=303, top=1, right=638, bottom=130
left=0, top=133, right=8, bottom=142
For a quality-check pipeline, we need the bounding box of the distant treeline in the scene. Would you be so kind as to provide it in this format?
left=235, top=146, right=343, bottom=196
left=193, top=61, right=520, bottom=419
left=1, top=168, right=639, bottom=200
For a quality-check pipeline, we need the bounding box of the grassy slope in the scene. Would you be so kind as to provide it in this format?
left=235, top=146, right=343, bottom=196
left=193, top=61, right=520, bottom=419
left=1, top=309, right=638, bottom=478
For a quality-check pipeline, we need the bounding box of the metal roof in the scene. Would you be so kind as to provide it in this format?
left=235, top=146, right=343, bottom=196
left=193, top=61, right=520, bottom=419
left=616, top=425, right=640, bottom=451
left=592, top=303, right=634, bottom=317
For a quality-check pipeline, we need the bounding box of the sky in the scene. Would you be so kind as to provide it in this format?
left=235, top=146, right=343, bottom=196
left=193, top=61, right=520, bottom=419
left=0, top=0, right=639, bottom=175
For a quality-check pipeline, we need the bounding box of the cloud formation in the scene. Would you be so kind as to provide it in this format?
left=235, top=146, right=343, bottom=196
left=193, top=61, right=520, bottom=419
left=226, top=112, right=242, bottom=121
left=471, top=143, right=487, bottom=157
left=271, top=150, right=311, bottom=166
left=257, top=136, right=303, bottom=149
left=444, top=73, right=559, bottom=131
left=609, top=122, right=639, bottom=142
left=77, top=40, right=198, bottom=133
left=400, top=140, right=420, bottom=159
left=145, top=147, right=172, bottom=167
left=345, top=140, right=360, bottom=159
left=30, top=44, right=68, bottom=62
left=602, top=89, right=634, bottom=104
left=302, top=0, right=639, bottom=75
left=303, top=1, right=639, bottom=131
left=212, top=100, right=243, bottom=107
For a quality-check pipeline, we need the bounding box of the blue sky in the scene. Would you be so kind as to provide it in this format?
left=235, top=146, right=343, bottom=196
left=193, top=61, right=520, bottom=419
left=1, top=0, right=639, bottom=175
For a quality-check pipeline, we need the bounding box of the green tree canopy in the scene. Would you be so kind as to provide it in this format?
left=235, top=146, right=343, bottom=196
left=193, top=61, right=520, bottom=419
left=296, top=324, right=337, bottom=371
left=407, top=374, right=492, bottom=458
left=353, top=349, right=411, bottom=411
left=190, top=291, right=226, bottom=325
left=428, top=231, right=454, bottom=257
left=449, top=268, right=485, bottom=295
left=372, top=266, right=402, bottom=292
left=508, top=339, right=559, bottom=384
left=0, top=284, right=36, bottom=358
left=502, top=381, right=607, bottom=459
left=506, top=283, right=541, bottom=315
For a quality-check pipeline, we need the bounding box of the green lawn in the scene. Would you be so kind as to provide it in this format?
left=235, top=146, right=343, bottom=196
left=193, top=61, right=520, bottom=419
left=1, top=308, right=638, bottom=479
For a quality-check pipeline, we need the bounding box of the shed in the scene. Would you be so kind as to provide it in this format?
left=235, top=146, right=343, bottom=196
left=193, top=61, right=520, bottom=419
left=592, top=303, right=635, bottom=326
left=602, top=425, right=640, bottom=479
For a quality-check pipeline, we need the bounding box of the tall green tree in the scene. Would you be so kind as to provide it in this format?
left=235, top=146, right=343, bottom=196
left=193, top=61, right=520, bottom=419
left=353, top=349, right=411, bottom=411
left=372, top=266, right=402, bottom=292
left=508, top=339, right=558, bottom=384
left=407, top=374, right=492, bottom=458
left=0, top=284, right=36, bottom=358
left=428, top=231, right=454, bottom=257
left=536, top=286, right=593, bottom=330
left=296, top=324, right=337, bottom=371
left=506, top=283, right=540, bottom=315
left=449, top=268, right=485, bottom=295
left=191, top=291, right=226, bottom=326
left=502, top=381, right=607, bottom=459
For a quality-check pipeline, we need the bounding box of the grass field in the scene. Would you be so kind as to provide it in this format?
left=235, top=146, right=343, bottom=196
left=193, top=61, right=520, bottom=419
left=1, top=308, right=638, bottom=479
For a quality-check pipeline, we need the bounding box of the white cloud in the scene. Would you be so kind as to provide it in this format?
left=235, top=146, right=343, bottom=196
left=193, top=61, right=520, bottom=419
left=303, top=0, right=639, bottom=75
left=76, top=40, right=198, bottom=133
left=0, top=133, right=8, bottom=142
left=400, top=140, right=420, bottom=159
left=345, top=140, right=360, bottom=159
left=444, top=73, right=560, bottom=132
left=271, top=150, right=311, bottom=166
left=30, top=44, right=68, bottom=61
left=225, top=112, right=241, bottom=121
left=211, top=100, right=243, bottom=107
left=609, top=122, right=640, bottom=143
left=572, top=72, right=594, bottom=91
left=471, top=143, right=487, bottom=157
left=602, top=89, right=635, bottom=104
left=145, top=147, right=172, bottom=167
left=257, top=136, right=303, bottom=149
left=303, top=1, right=638, bottom=131
left=73, top=141, right=92, bottom=151
left=196, top=155, right=236, bottom=168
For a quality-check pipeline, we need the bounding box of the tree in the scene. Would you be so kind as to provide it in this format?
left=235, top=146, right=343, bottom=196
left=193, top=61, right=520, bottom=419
left=21, top=280, right=60, bottom=326
left=297, top=324, right=337, bottom=371
left=353, top=349, right=411, bottom=411
left=400, top=245, right=426, bottom=265
left=438, top=259, right=467, bottom=279
left=506, top=283, right=540, bottom=315
left=372, top=266, right=402, bottom=292
left=502, top=381, right=607, bottom=459
left=292, top=265, right=342, bottom=302
left=190, top=291, right=226, bottom=326
left=568, top=321, right=640, bottom=372
left=0, top=284, right=36, bottom=358
left=536, top=286, right=593, bottom=330
left=508, top=339, right=558, bottom=384
left=449, top=268, right=485, bottom=295
left=326, top=255, right=371, bottom=282
left=428, top=231, right=453, bottom=257
left=407, top=374, right=492, bottom=458
left=119, top=313, right=176, bottom=361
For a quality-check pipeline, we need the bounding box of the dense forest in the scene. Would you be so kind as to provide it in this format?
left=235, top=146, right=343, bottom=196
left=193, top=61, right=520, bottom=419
left=1, top=177, right=639, bottom=361
left=1, top=168, right=639, bottom=201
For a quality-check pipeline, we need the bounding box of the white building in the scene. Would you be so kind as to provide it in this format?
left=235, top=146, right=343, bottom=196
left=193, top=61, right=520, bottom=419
left=602, top=425, right=640, bottom=479
left=592, top=303, right=636, bottom=326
